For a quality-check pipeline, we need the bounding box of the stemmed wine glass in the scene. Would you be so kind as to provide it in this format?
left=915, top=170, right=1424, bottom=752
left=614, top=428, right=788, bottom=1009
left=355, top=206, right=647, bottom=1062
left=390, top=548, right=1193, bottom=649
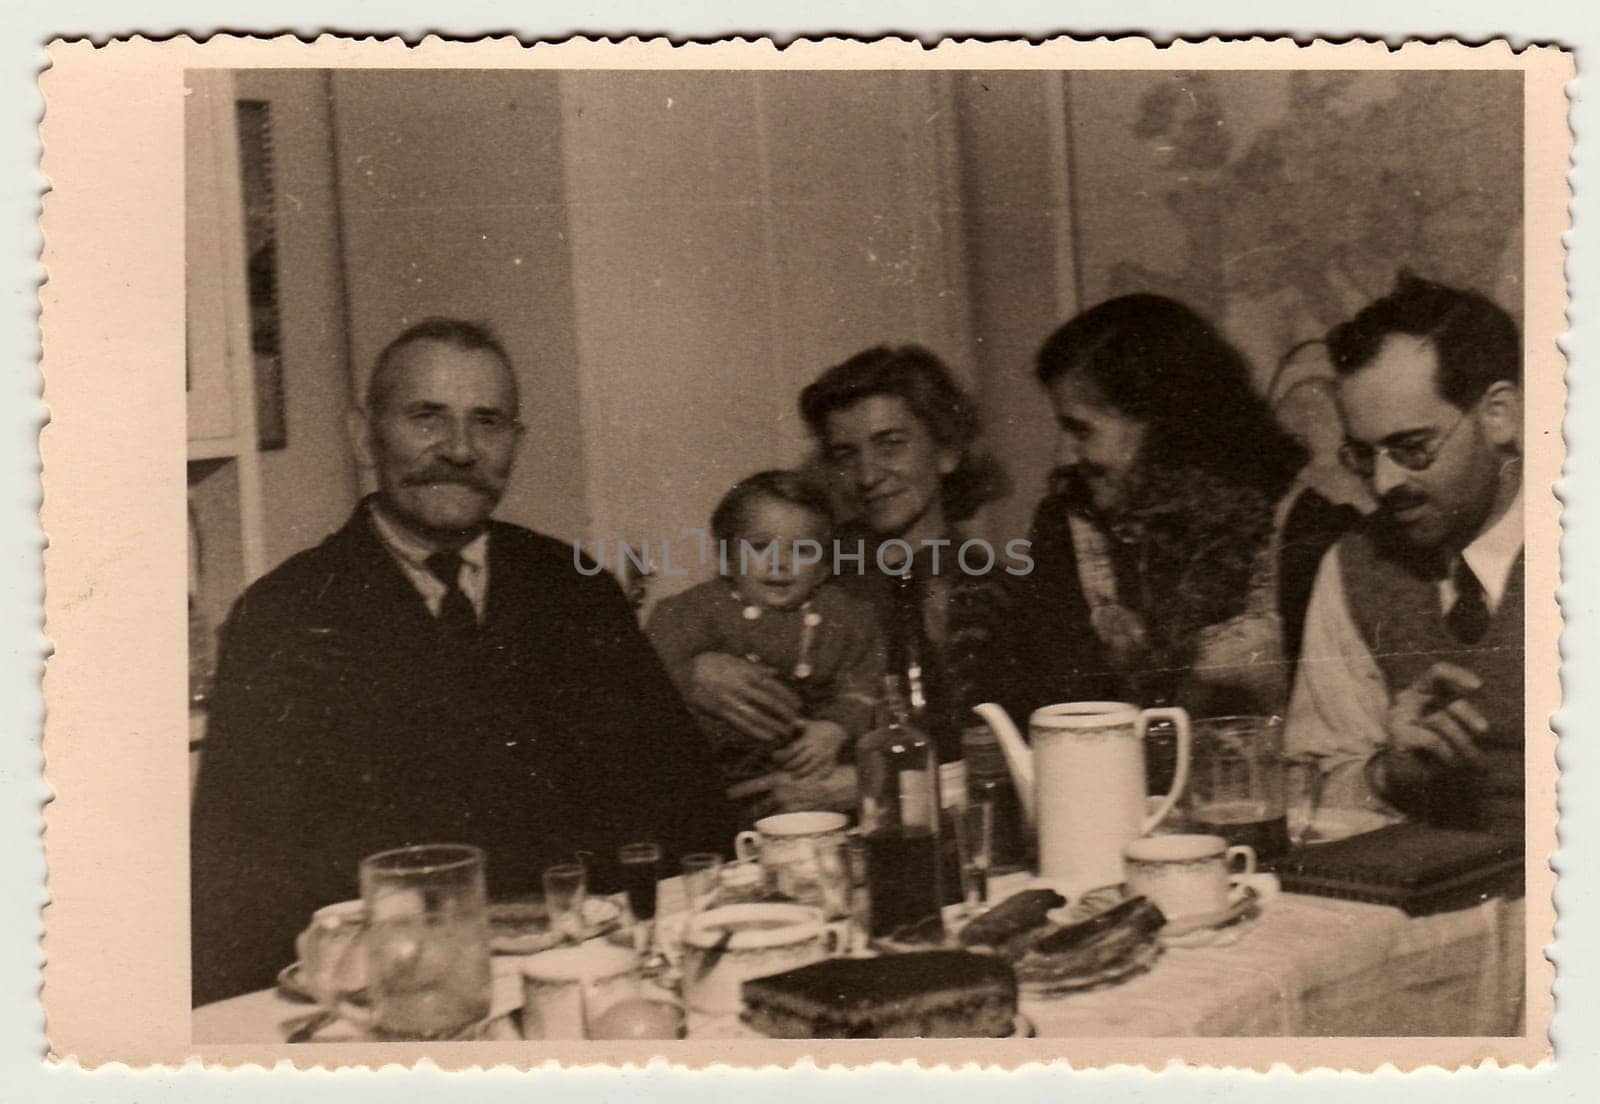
left=618, top=841, right=667, bottom=975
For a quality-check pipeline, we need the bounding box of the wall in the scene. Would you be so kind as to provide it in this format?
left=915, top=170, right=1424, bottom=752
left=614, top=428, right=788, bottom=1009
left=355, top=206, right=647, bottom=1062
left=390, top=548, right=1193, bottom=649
left=951, top=71, right=1080, bottom=546
left=557, top=70, right=976, bottom=598
left=329, top=70, right=590, bottom=545
left=1067, top=70, right=1524, bottom=386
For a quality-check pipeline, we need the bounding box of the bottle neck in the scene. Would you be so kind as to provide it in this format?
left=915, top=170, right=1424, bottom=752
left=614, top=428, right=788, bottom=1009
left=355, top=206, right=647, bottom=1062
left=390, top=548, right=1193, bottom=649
left=876, top=675, right=912, bottom=729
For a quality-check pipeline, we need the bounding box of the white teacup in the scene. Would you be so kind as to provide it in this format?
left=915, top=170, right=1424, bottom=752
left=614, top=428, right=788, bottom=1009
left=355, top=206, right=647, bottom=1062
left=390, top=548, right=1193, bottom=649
left=293, top=899, right=368, bottom=1008
left=734, top=811, right=848, bottom=903
left=680, top=902, right=842, bottom=1016
left=716, top=858, right=768, bottom=904
left=1124, top=833, right=1257, bottom=924
left=520, top=942, right=641, bottom=1040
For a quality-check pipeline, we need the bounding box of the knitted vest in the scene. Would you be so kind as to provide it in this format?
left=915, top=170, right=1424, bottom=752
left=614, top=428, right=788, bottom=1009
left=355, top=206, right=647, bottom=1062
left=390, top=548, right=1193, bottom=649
left=1338, top=526, right=1525, bottom=837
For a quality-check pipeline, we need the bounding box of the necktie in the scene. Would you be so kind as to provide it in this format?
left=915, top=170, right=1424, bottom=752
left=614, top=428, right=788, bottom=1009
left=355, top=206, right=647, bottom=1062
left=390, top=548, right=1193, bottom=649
left=1445, top=556, right=1491, bottom=645
left=424, top=551, right=478, bottom=634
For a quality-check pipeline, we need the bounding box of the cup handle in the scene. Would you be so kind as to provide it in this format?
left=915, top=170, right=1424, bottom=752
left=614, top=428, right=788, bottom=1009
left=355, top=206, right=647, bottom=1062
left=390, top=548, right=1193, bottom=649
left=823, top=920, right=852, bottom=955
left=1226, top=844, right=1257, bottom=876
left=734, top=831, right=760, bottom=863
left=331, top=926, right=377, bottom=1032
left=1138, top=706, right=1191, bottom=834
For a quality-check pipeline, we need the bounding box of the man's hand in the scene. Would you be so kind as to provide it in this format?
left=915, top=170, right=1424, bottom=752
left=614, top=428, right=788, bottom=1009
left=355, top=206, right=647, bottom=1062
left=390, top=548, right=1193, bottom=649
left=773, top=721, right=849, bottom=779
left=1384, top=661, right=1490, bottom=773
left=685, top=652, right=802, bottom=743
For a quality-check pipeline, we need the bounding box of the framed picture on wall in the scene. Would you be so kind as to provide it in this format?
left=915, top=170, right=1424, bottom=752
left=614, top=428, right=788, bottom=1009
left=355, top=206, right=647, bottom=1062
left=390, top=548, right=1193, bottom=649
left=237, top=97, right=286, bottom=451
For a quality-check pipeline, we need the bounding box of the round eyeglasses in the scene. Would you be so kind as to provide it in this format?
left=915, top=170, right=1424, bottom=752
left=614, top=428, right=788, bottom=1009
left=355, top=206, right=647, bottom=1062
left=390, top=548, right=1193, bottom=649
left=1337, top=412, right=1467, bottom=478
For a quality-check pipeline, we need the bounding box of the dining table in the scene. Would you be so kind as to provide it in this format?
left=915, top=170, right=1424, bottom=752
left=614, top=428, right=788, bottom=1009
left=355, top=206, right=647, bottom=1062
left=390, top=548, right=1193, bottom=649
left=192, top=866, right=1526, bottom=1043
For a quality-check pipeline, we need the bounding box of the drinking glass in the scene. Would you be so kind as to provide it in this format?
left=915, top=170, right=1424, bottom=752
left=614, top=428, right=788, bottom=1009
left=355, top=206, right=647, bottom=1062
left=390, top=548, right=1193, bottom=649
left=618, top=842, right=666, bottom=974
left=662, top=852, right=725, bottom=981
left=952, top=801, right=995, bottom=915
left=1285, top=755, right=1324, bottom=847
left=810, top=835, right=852, bottom=922
left=680, top=852, right=724, bottom=915
left=358, top=844, right=491, bottom=1040
left=1188, top=715, right=1291, bottom=862
left=542, top=862, right=588, bottom=942
left=842, top=831, right=872, bottom=955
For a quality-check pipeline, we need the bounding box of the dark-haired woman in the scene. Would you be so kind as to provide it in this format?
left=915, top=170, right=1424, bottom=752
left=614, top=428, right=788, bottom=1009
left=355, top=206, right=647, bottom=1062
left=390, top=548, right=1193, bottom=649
left=1000, top=294, right=1308, bottom=720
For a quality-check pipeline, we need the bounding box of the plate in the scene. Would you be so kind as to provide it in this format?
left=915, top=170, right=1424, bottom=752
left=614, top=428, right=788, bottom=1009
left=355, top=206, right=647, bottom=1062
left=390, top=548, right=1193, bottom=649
left=1014, top=938, right=1162, bottom=997
left=488, top=896, right=622, bottom=954
left=733, top=1011, right=1039, bottom=1039
left=1060, top=884, right=1130, bottom=922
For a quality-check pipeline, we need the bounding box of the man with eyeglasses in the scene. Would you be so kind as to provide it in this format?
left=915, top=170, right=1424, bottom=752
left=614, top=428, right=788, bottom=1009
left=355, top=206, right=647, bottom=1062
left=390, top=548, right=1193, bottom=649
left=1284, top=274, right=1524, bottom=839
left=190, top=319, right=734, bottom=1005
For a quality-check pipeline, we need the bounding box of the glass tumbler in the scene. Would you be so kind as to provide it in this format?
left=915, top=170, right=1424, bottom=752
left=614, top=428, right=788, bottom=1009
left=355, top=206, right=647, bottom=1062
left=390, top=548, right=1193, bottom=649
left=358, top=843, right=492, bottom=1040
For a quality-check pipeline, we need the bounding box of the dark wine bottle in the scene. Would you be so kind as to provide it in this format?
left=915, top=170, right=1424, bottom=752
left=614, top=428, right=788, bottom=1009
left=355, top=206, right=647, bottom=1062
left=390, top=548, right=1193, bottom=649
left=856, top=676, right=945, bottom=939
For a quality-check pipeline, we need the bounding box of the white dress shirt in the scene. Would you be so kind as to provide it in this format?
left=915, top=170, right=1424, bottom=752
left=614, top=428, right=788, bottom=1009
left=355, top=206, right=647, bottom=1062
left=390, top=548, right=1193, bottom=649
left=1284, top=490, right=1523, bottom=810
left=368, top=503, right=490, bottom=623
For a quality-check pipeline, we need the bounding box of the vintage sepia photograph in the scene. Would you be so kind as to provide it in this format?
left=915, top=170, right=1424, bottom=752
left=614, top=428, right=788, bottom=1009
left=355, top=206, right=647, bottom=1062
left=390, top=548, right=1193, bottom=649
left=38, top=36, right=1569, bottom=1071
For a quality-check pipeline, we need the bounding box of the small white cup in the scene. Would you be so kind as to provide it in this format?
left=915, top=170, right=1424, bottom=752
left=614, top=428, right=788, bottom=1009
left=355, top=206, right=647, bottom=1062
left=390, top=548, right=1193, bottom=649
left=679, top=902, right=842, bottom=1016
left=1123, top=833, right=1256, bottom=924
left=734, top=811, right=848, bottom=903
left=293, top=899, right=368, bottom=1008
left=520, top=942, right=641, bottom=1040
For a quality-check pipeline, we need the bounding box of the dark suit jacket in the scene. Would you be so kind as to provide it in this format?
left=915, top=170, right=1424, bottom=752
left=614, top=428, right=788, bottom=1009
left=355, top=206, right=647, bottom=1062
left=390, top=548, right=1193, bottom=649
left=191, top=502, right=736, bottom=1005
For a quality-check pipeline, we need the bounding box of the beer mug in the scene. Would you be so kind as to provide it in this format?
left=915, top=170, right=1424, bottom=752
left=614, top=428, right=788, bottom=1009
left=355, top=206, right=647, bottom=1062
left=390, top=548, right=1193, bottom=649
left=1186, top=716, right=1290, bottom=863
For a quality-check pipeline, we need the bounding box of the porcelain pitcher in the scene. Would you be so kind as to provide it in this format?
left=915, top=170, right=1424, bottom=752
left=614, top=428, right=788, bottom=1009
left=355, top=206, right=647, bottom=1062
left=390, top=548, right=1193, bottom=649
left=972, top=701, right=1191, bottom=894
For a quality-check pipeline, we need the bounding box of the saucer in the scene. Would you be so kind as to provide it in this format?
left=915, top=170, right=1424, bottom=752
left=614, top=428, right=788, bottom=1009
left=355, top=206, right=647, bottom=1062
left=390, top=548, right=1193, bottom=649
left=276, top=961, right=318, bottom=1003
left=279, top=964, right=524, bottom=1042
left=1158, top=886, right=1261, bottom=948
left=281, top=1005, right=522, bottom=1043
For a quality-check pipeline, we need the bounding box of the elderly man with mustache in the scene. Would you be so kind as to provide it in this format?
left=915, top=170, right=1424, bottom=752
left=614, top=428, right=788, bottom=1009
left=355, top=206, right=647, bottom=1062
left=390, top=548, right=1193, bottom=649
left=1285, top=274, right=1525, bottom=839
left=190, top=319, right=734, bottom=1005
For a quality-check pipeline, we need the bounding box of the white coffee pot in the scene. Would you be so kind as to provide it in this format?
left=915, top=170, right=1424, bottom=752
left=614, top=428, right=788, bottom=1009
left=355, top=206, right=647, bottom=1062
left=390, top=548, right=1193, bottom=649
left=971, top=700, right=1191, bottom=895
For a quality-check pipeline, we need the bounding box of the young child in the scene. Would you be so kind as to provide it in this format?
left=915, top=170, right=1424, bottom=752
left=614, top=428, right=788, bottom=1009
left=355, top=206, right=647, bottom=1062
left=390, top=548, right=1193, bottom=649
left=646, top=470, right=883, bottom=822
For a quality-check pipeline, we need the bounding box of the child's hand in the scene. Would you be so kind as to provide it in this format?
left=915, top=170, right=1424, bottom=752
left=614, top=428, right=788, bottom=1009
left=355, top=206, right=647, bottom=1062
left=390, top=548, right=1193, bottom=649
left=773, top=721, right=848, bottom=778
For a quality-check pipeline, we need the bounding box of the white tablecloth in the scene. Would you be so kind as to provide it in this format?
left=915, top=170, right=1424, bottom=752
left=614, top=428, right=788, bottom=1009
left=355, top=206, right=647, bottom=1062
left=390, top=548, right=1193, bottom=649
left=193, top=874, right=1525, bottom=1043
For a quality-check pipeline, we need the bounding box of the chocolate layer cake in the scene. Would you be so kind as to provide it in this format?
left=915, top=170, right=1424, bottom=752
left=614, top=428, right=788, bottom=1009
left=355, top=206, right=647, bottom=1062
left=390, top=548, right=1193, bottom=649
left=742, top=951, right=1017, bottom=1038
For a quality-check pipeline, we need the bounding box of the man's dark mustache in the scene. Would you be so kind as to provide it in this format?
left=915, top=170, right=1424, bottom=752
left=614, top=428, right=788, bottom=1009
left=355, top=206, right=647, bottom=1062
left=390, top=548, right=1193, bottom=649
left=1380, top=488, right=1429, bottom=514
left=405, top=469, right=494, bottom=493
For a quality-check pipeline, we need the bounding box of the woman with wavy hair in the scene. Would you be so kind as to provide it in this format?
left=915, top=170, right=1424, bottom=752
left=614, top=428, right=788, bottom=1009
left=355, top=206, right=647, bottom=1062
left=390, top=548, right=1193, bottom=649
left=682, top=345, right=1009, bottom=763
left=1001, top=294, right=1307, bottom=719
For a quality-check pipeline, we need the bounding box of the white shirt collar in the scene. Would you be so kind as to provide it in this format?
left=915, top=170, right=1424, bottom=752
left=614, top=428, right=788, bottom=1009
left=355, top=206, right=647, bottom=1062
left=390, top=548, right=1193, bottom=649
left=368, top=501, right=490, bottom=618
left=369, top=502, right=488, bottom=572
left=1458, top=488, right=1523, bottom=611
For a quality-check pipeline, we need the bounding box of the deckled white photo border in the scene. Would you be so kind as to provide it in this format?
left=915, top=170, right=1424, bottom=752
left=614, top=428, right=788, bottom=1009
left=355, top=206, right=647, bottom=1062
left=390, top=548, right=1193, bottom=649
left=25, top=24, right=1575, bottom=1085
